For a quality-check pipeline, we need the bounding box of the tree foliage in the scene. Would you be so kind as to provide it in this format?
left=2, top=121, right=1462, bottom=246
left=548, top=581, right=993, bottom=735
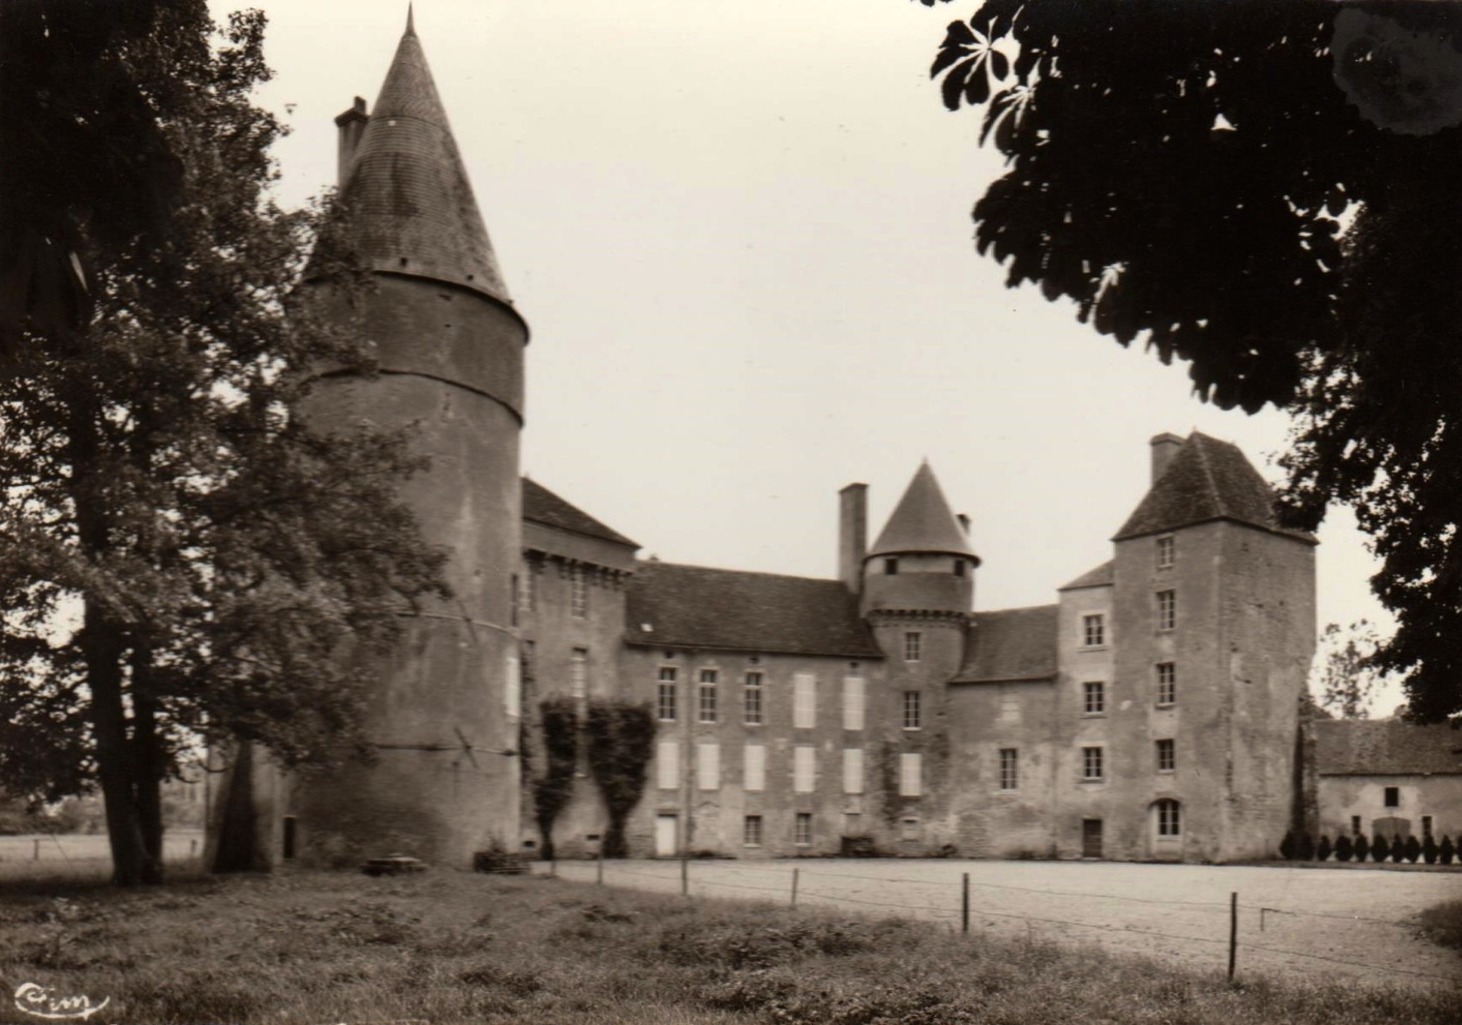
left=0, top=7, right=447, bottom=885
left=923, top=0, right=1462, bottom=720
left=584, top=701, right=655, bottom=859
left=1311, top=620, right=1385, bottom=719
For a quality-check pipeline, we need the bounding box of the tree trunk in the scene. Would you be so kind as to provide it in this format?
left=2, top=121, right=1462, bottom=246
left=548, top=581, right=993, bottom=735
left=535, top=815, right=556, bottom=862
left=132, top=646, right=165, bottom=883
left=603, top=813, right=627, bottom=859
left=82, top=607, right=151, bottom=886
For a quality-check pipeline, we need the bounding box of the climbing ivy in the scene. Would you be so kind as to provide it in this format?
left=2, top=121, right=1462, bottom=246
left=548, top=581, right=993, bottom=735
left=584, top=700, right=655, bottom=858
left=531, top=697, right=578, bottom=861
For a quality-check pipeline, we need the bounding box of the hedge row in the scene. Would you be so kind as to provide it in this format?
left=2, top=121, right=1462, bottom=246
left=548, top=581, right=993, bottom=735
left=1280, top=831, right=1456, bottom=864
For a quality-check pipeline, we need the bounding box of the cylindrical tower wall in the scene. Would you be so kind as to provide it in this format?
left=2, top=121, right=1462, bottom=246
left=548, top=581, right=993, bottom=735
left=862, top=552, right=974, bottom=614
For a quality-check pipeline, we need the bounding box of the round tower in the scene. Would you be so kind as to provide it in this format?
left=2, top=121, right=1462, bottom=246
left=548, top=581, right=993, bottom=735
left=293, top=12, right=527, bottom=868
left=861, top=461, right=979, bottom=618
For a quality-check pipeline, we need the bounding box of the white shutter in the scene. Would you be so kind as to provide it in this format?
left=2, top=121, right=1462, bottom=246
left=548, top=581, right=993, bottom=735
left=842, top=748, right=864, bottom=794
left=505, top=655, right=521, bottom=718
left=697, top=742, right=720, bottom=790
left=842, top=676, right=865, bottom=731
left=794, top=745, right=816, bottom=793
left=899, top=752, right=922, bottom=797
left=657, top=740, right=679, bottom=790
left=744, top=743, right=766, bottom=792
left=794, top=673, right=817, bottom=729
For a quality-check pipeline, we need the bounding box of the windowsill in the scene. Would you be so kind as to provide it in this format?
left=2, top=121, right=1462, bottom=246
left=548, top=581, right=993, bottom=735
left=743, top=843, right=762, bottom=848
left=1157, top=769, right=1175, bottom=776
left=1155, top=834, right=1181, bottom=842
left=1079, top=778, right=1105, bottom=785
left=1077, top=645, right=1109, bottom=653
left=743, top=722, right=763, bottom=728
left=997, top=787, right=1018, bottom=794
left=902, top=727, right=923, bottom=732
left=1155, top=703, right=1175, bottom=710
left=1081, top=712, right=1106, bottom=719
left=697, top=719, right=718, bottom=726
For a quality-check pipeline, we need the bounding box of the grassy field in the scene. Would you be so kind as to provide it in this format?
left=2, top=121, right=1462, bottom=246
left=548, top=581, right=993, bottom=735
left=0, top=831, right=204, bottom=882
left=0, top=869, right=1456, bottom=1025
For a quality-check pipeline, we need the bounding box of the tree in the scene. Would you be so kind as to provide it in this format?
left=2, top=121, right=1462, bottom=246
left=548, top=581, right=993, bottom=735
left=1354, top=832, right=1370, bottom=862
left=924, top=0, right=1462, bottom=721
left=1372, top=833, right=1390, bottom=863
left=1334, top=833, right=1353, bottom=862
left=584, top=701, right=655, bottom=859
left=530, top=698, right=579, bottom=862
left=1311, top=621, right=1385, bottom=719
left=1316, top=834, right=1332, bottom=862
left=0, top=8, right=446, bottom=886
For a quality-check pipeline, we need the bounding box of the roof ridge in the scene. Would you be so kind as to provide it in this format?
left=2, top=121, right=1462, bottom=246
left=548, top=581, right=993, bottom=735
left=636, top=559, right=839, bottom=584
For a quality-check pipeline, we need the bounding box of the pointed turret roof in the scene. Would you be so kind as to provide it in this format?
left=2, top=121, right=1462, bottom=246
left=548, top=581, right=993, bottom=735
left=340, top=11, right=511, bottom=303
left=1113, top=432, right=1315, bottom=543
left=866, top=461, right=978, bottom=562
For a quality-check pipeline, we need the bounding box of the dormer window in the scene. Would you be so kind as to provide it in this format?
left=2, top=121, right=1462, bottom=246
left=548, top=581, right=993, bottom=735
left=884, top=557, right=899, bottom=575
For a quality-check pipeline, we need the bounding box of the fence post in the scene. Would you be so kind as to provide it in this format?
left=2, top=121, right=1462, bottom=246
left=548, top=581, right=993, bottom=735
left=1228, top=892, right=1238, bottom=982
left=34, top=838, right=40, bottom=861
left=681, top=854, right=689, bottom=896
left=596, top=843, right=604, bottom=886
left=791, top=867, right=799, bottom=909
left=961, top=872, right=970, bottom=935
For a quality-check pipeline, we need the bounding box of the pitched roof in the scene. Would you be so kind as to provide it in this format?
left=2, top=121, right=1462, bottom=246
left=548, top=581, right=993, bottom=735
left=1113, top=432, right=1315, bottom=543
left=340, top=15, right=511, bottom=303
left=625, top=561, right=883, bottom=658
left=1059, top=559, right=1114, bottom=591
left=952, top=604, right=1059, bottom=684
left=1313, top=719, right=1462, bottom=776
left=867, top=461, right=978, bottom=561
left=522, top=478, right=636, bottom=548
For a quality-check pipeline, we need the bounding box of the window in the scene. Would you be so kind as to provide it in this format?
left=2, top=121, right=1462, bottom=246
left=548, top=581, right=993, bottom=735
left=656, top=740, right=679, bottom=789
left=1082, top=746, right=1104, bottom=781
left=656, top=666, right=678, bottom=721
left=744, top=744, right=766, bottom=792
left=842, top=676, right=866, bottom=730
left=1156, top=799, right=1181, bottom=837
left=902, top=691, right=922, bottom=730
left=743, top=671, right=764, bottom=725
left=999, top=692, right=1021, bottom=723
left=569, top=565, right=588, bottom=619
left=1157, top=590, right=1176, bottom=631
left=1156, top=738, right=1175, bottom=773
left=521, top=639, right=536, bottom=683
left=570, top=648, right=588, bottom=714
left=954, top=559, right=966, bottom=577
left=1423, top=815, right=1433, bottom=836
left=743, top=815, right=763, bottom=847
left=1351, top=815, right=1362, bottom=836
left=522, top=562, right=535, bottom=612
left=1157, top=535, right=1175, bottom=569
left=505, top=654, right=521, bottom=718
left=698, top=669, right=718, bottom=723
left=794, top=745, right=816, bottom=793
left=899, top=752, right=922, bottom=797
left=1384, top=786, right=1400, bottom=808
left=795, top=812, right=813, bottom=846
left=1156, top=663, right=1176, bottom=706
left=842, top=748, right=864, bottom=794
left=1083, top=681, right=1105, bottom=715
left=900, top=816, right=921, bottom=841
left=1082, top=613, right=1105, bottom=647
left=884, top=557, right=899, bottom=575
left=697, top=741, right=720, bottom=790
left=793, top=673, right=816, bottom=728
left=999, top=748, right=1018, bottom=791
left=510, top=574, right=519, bottom=627
left=904, top=631, right=922, bottom=662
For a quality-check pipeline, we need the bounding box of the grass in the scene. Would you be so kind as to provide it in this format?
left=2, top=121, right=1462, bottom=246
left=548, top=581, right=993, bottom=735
left=0, top=869, right=1455, bottom=1025
left=1419, top=899, right=1462, bottom=951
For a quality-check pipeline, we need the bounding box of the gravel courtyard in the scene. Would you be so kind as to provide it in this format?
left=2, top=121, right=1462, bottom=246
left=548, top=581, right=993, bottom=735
left=550, top=858, right=1461, bottom=991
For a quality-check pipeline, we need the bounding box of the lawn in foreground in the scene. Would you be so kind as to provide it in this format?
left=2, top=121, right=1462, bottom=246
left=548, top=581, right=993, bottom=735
left=0, top=870, right=1455, bottom=1025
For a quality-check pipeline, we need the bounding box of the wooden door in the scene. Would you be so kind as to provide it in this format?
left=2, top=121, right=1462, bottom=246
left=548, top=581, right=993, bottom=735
left=655, top=814, right=678, bottom=858
left=1081, top=818, right=1103, bottom=858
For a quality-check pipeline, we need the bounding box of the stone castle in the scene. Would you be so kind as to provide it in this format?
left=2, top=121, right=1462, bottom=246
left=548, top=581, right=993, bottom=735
left=211, top=16, right=1328, bottom=869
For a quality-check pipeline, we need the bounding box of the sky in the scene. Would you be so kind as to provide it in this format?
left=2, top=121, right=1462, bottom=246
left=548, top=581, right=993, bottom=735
left=233, top=0, right=1400, bottom=712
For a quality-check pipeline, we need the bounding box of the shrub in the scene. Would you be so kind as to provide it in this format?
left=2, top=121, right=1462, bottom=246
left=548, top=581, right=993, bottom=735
left=1316, top=834, right=1331, bottom=862
left=1354, top=833, right=1370, bottom=861
left=1371, top=833, right=1389, bottom=862
left=1417, top=899, right=1462, bottom=951
left=1334, top=834, right=1353, bottom=862
left=1422, top=833, right=1438, bottom=864
left=1392, top=834, right=1406, bottom=863
left=1404, top=833, right=1421, bottom=864
left=1279, top=830, right=1297, bottom=860
left=1297, top=832, right=1315, bottom=860
left=1439, top=834, right=1455, bottom=865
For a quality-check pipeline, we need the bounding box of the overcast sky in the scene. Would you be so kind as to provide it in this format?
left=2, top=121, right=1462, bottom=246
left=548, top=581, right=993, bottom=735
left=234, top=0, right=1398, bottom=711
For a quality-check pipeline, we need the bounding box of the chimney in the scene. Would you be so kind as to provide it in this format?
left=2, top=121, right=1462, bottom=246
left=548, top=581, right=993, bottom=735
left=838, top=483, right=868, bottom=594
left=334, top=96, right=370, bottom=187
left=1150, top=432, right=1184, bottom=483
left=956, top=513, right=971, bottom=535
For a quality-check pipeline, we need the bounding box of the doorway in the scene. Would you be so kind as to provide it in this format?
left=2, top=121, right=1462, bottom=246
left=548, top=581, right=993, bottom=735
left=1081, top=818, right=1103, bottom=858
left=655, top=813, right=678, bottom=858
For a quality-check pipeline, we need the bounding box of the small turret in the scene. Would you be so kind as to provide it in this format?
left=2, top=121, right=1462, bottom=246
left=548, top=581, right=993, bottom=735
left=861, top=461, right=979, bottom=616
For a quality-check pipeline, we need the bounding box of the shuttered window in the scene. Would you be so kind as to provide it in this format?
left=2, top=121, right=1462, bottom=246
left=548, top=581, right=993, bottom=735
left=842, top=748, right=864, bottom=795
left=842, top=676, right=865, bottom=730
left=793, top=745, right=816, bottom=793
left=793, top=673, right=816, bottom=729
left=657, top=740, right=679, bottom=790
left=744, top=743, right=766, bottom=792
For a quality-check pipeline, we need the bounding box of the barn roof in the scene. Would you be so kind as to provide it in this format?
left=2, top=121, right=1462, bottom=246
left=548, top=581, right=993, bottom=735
left=1313, top=719, right=1462, bottom=776
left=952, top=604, right=1059, bottom=684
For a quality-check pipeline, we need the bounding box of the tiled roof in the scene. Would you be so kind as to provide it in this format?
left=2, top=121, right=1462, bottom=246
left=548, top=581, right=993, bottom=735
left=341, top=17, right=511, bottom=302
left=1113, top=432, right=1315, bottom=543
left=625, top=561, right=883, bottom=658
left=952, top=604, right=1059, bottom=684
left=1313, top=719, right=1462, bottom=776
left=522, top=478, right=636, bottom=548
left=1059, top=559, right=1114, bottom=591
left=867, top=461, right=977, bottom=560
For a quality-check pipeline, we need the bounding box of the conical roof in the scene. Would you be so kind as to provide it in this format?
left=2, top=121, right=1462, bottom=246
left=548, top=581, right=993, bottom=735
left=340, top=12, right=511, bottom=303
left=1113, top=432, right=1315, bottom=543
left=866, top=461, right=978, bottom=561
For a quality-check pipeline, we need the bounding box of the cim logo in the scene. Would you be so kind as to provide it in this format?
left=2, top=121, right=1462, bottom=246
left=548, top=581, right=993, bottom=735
left=13, top=983, right=110, bottom=1021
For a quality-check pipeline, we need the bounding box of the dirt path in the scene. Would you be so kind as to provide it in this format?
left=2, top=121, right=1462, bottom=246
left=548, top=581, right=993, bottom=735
left=550, top=858, right=1462, bottom=991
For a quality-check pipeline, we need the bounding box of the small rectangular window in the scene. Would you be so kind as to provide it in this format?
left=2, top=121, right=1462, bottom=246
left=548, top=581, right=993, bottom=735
left=1082, top=746, right=1104, bottom=781
left=1156, top=663, right=1176, bottom=706
left=999, top=748, right=1018, bottom=791
left=1082, top=614, right=1105, bottom=647
left=900, top=816, right=920, bottom=841
left=954, top=559, right=966, bottom=577
left=744, top=815, right=763, bottom=846
left=884, top=557, right=899, bottom=575
left=1422, top=815, right=1433, bottom=836
left=569, top=565, right=588, bottom=619
left=510, top=574, right=520, bottom=627
left=793, top=673, right=816, bottom=728
left=744, top=743, right=766, bottom=792
left=1384, top=786, right=1400, bottom=808
left=795, top=812, right=813, bottom=846
left=656, top=740, right=679, bottom=790
left=1156, top=738, right=1175, bottom=773
left=899, top=752, right=922, bottom=797
left=904, top=631, right=922, bottom=662
left=1083, top=681, right=1105, bottom=715
left=1156, top=799, right=1181, bottom=837
left=902, top=690, right=922, bottom=730
left=1157, top=535, right=1175, bottom=569
left=1351, top=815, right=1362, bottom=836
left=743, top=671, right=764, bottom=725
left=657, top=666, right=678, bottom=721
left=842, top=748, right=864, bottom=794
left=570, top=648, right=588, bottom=715
left=1157, top=590, right=1176, bottom=631
left=522, top=562, right=536, bottom=612
left=794, top=745, right=816, bottom=793
left=698, top=669, right=718, bottom=723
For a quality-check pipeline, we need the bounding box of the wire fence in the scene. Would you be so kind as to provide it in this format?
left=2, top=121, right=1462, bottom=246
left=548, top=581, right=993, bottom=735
left=542, top=857, right=1461, bottom=988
